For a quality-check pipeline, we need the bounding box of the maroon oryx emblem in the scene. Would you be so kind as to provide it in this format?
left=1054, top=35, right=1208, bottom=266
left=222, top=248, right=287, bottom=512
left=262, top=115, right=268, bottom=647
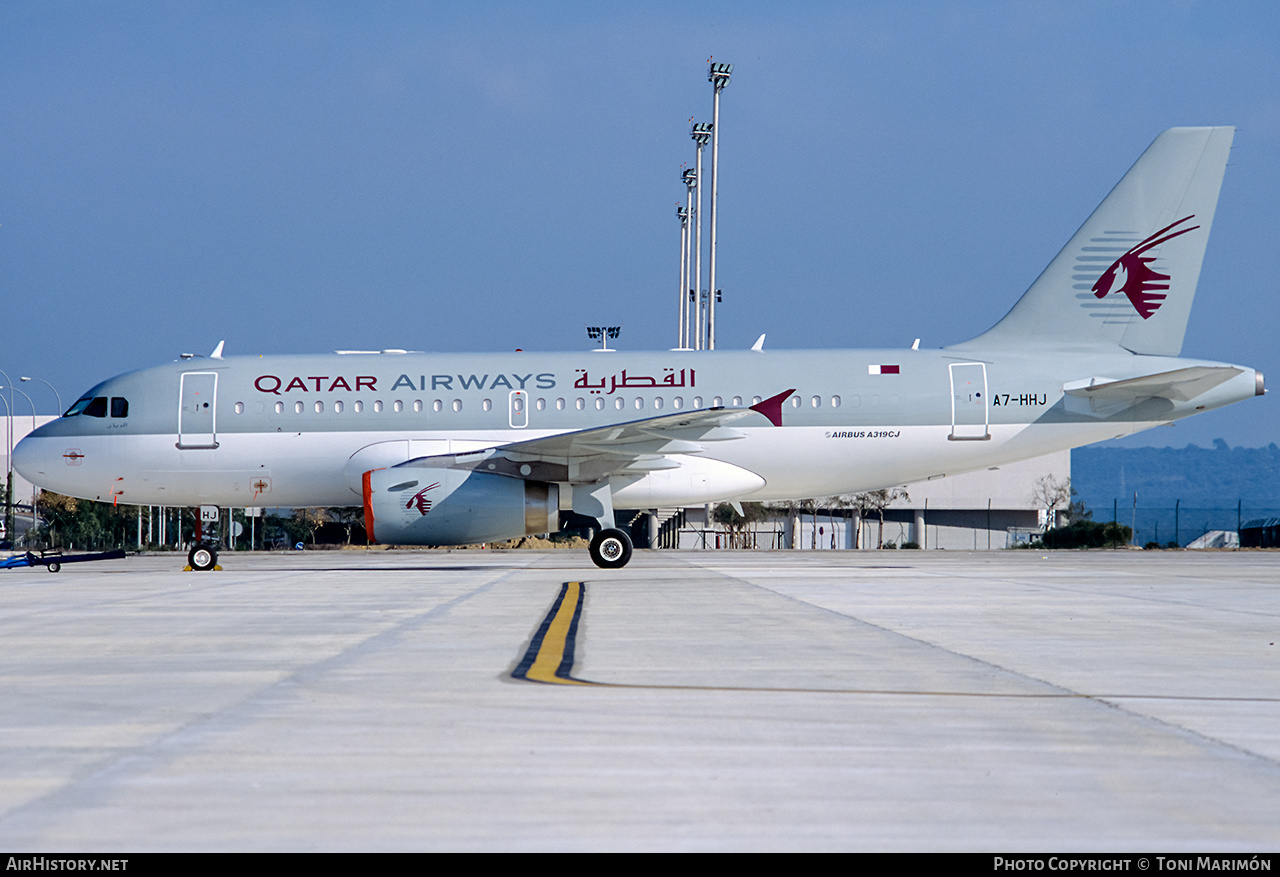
left=1091, top=215, right=1199, bottom=319
left=406, top=482, right=441, bottom=516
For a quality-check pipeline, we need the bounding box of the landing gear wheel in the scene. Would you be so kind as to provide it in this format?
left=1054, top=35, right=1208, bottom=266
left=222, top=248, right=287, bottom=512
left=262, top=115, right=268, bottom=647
left=589, top=528, right=633, bottom=569
left=188, top=544, right=218, bottom=571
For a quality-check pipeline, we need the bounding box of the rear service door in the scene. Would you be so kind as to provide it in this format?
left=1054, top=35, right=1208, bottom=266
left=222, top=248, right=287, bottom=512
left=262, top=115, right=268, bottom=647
left=948, top=362, right=990, bottom=441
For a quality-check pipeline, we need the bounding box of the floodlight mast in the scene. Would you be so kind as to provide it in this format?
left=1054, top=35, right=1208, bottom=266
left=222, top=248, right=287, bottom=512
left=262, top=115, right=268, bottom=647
left=707, top=61, right=731, bottom=350
left=586, top=326, right=621, bottom=352
left=681, top=167, right=697, bottom=349
left=690, top=121, right=711, bottom=349
left=677, top=201, right=689, bottom=349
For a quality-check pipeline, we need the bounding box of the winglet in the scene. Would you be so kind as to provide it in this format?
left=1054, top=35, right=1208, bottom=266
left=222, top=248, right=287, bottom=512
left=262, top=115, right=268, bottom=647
left=210, top=340, right=225, bottom=360
left=749, top=388, right=795, bottom=426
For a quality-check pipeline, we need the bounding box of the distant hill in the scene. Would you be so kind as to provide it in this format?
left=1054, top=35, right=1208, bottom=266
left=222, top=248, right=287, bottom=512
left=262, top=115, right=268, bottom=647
left=1072, top=441, right=1280, bottom=510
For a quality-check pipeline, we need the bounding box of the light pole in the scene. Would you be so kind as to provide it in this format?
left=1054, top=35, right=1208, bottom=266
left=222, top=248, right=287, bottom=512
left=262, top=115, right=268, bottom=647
left=0, top=385, right=36, bottom=545
left=690, top=122, right=711, bottom=349
left=681, top=167, right=697, bottom=350
left=21, top=376, right=62, bottom=416
left=586, top=326, right=621, bottom=352
left=0, top=368, right=12, bottom=542
left=707, top=61, right=732, bottom=350
left=677, top=202, right=689, bottom=349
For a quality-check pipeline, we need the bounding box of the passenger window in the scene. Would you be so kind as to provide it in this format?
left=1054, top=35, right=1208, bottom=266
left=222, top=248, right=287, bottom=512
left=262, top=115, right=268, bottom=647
left=84, top=397, right=108, bottom=418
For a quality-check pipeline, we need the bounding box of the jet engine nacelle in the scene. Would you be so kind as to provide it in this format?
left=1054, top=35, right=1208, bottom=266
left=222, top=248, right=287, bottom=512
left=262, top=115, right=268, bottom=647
left=363, top=467, right=558, bottom=546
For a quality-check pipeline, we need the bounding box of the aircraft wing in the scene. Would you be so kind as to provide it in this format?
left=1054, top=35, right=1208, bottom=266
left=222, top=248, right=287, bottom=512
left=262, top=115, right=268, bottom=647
left=1063, top=366, right=1242, bottom=417
left=391, top=388, right=796, bottom=484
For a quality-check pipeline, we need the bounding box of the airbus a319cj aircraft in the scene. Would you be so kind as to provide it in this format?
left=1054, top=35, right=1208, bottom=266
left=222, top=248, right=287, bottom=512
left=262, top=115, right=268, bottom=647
left=14, top=127, right=1264, bottom=569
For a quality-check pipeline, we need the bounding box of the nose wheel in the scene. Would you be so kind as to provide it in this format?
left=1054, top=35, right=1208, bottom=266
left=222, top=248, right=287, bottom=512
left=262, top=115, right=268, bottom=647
left=589, top=528, right=633, bottom=569
left=187, top=544, right=218, bottom=571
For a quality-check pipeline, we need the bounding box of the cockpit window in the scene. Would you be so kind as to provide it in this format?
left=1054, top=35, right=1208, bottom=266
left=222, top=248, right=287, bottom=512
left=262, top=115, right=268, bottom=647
left=63, top=397, right=94, bottom=417
left=62, top=396, right=127, bottom=418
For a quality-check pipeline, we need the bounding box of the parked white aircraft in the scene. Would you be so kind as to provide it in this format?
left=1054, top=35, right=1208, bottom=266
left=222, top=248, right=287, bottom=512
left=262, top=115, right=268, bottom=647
left=14, top=127, right=1263, bottom=568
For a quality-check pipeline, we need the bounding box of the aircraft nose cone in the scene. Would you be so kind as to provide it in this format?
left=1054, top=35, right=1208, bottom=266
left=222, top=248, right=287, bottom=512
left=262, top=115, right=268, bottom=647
left=12, top=434, right=50, bottom=483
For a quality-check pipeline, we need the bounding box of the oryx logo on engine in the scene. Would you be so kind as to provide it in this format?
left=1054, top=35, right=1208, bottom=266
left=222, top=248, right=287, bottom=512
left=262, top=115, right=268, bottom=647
left=407, top=482, right=441, bottom=516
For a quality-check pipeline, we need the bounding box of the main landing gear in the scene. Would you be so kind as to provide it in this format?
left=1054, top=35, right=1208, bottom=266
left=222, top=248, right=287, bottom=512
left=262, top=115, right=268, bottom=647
left=589, top=528, right=633, bottom=569
left=187, top=543, right=219, bottom=572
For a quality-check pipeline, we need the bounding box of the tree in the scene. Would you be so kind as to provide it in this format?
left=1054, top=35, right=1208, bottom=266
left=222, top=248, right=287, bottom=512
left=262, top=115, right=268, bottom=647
left=1031, top=475, right=1072, bottom=530
left=326, top=506, right=366, bottom=544
left=1038, top=520, right=1131, bottom=549
left=846, top=488, right=908, bottom=549
left=712, top=502, right=765, bottom=549
left=34, top=490, right=134, bottom=550
left=293, top=508, right=328, bottom=545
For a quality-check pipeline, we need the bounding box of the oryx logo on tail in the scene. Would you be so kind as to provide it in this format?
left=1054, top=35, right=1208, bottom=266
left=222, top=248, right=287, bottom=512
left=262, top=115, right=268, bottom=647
left=1091, top=215, right=1199, bottom=319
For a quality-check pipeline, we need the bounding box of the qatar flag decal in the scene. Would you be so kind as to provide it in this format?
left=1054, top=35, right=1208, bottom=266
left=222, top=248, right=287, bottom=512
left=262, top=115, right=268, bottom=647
left=868, top=364, right=900, bottom=375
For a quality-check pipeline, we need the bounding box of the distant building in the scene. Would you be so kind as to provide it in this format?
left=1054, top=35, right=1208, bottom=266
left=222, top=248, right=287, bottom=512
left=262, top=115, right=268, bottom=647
left=669, top=450, right=1070, bottom=550
left=1239, top=518, right=1280, bottom=548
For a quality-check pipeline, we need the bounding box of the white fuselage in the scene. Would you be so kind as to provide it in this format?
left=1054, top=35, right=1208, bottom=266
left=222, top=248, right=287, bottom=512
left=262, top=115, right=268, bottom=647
left=13, top=348, right=1261, bottom=511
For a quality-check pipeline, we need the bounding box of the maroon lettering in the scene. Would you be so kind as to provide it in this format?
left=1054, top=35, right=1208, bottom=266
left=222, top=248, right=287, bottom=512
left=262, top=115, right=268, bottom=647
left=255, top=375, right=282, bottom=395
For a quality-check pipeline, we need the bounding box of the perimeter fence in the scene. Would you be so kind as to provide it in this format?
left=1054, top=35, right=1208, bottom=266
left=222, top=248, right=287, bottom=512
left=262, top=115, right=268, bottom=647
left=1089, top=502, right=1280, bottom=547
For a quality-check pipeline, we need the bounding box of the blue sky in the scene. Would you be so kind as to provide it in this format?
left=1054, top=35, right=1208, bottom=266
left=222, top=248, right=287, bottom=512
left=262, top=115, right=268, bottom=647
left=3, top=1, right=1277, bottom=448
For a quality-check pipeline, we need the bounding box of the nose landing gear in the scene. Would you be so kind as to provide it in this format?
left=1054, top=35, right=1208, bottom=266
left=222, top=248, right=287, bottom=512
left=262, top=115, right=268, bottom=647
left=187, top=544, right=219, bottom=571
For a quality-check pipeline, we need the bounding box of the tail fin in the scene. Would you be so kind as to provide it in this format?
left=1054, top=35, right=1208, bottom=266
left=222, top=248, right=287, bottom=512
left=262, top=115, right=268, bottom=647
left=953, top=127, right=1234, bottom=356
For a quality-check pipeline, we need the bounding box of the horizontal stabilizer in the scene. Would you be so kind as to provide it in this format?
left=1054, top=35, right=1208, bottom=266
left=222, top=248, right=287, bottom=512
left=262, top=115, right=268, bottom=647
left=1063, top=366, right=1242, bottom=417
